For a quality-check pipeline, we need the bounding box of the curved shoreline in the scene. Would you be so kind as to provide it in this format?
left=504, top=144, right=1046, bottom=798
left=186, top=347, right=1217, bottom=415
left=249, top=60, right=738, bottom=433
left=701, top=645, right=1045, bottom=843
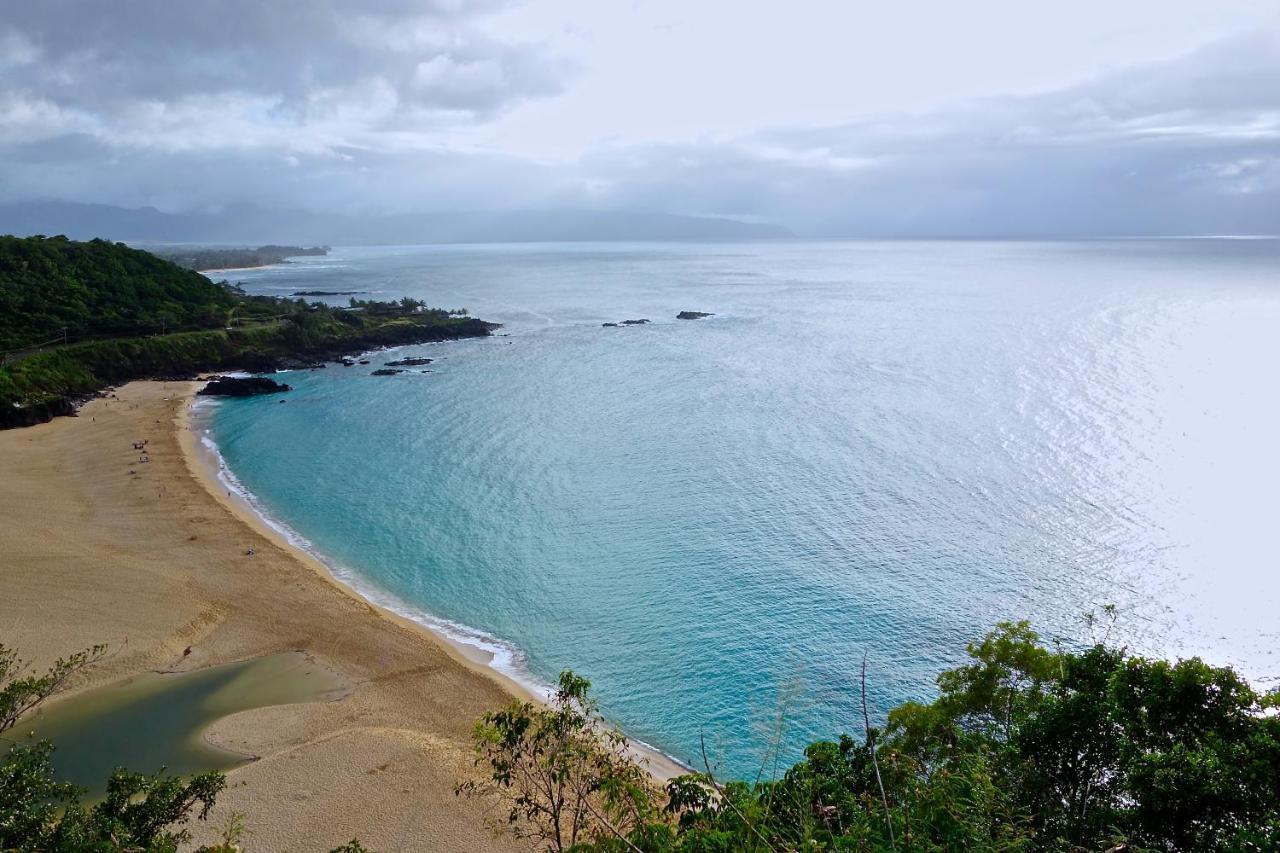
left=177, top=390, right=540, bottom=698
left=178, top=383, right=690, bottom=779
left=0, top=380, right=538, bottom=849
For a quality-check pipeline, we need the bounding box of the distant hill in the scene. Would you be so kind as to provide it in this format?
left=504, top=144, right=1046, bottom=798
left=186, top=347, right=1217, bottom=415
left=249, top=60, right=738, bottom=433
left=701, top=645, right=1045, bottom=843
left=155, top=245, right=330, bottom=272
left=0, top=201, right=793, bottom=245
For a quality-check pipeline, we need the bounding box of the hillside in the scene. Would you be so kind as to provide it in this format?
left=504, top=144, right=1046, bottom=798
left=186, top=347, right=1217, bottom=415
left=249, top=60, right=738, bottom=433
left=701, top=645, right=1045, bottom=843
left=0, top=235, right=497, bottom=428
left=0, top=235, right=239, bottom=351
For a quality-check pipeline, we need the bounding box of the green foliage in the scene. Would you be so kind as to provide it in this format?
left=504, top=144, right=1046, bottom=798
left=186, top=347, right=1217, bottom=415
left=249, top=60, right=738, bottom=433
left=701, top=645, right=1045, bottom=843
left=458, top=670, right=662, bottom=851
left=1, top=643, right=106, bottom=736
left=0, top=238, right=492, bottom=422
left=0, top=740, right=225, bottom=853
left=489, top=623, right=1280, bottom=852
left=0, top=235, right=239, bottom=351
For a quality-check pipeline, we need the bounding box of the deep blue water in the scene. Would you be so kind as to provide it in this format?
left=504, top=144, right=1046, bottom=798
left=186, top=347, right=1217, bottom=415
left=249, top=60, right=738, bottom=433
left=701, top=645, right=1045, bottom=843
left=202, top=240, right=1280, bottom=778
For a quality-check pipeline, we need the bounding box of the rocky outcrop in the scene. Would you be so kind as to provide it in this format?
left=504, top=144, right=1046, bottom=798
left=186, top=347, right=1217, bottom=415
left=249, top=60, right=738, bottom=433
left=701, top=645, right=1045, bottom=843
left=677, top=311, right=715, bottom=320
left=0, top=396, right=78, bottom=429
left=198, top=376, right=293, bottom=397
left=602, top=322, right=619, bottom=328
left=385, top=356, right=434, bottom=367
left=621, top=319, right=650, bottom=325
left=371, top=368, right=404, bottom=376
left=2, top=316, right=502, bottom=430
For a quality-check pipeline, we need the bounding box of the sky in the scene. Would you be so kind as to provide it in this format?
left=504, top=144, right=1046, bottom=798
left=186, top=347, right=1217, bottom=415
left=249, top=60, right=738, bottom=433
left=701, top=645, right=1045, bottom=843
left=2, top=0, right=1279, bottom=236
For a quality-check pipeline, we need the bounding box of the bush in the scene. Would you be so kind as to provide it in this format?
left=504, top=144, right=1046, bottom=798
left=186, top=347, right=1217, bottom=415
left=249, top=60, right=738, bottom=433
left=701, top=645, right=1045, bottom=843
left=463, top=622, right=1280, bottom=852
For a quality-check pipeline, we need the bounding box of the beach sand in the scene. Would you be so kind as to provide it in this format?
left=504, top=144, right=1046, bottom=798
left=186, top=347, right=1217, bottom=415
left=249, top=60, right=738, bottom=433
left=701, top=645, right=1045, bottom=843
left=0, top=381, right=528, bottom=851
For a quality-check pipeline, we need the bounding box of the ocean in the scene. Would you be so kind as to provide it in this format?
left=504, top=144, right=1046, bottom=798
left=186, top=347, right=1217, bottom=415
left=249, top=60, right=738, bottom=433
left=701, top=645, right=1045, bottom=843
left=198, top=239, right=1280, bottom=778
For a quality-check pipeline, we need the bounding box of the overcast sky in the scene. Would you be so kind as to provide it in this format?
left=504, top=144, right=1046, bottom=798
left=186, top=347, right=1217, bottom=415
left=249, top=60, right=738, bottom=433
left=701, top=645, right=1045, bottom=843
left=3, top=0, right=1279, bottom=235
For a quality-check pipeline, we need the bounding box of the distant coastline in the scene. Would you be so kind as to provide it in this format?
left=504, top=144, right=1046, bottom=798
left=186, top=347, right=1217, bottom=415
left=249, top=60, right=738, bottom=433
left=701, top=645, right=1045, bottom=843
left=156, top=244, right=330, bottom=272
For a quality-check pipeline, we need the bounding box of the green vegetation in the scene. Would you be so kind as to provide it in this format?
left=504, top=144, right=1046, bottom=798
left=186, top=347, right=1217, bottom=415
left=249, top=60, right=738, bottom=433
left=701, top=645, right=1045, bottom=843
left=461, top=620, right=1280, bottom=852
left=0, top=235, right=240, bottom=350
left=5, top=621, right=1276, bottom=851
left=458, top=671, right=660, bottom=850
left=154, top=245, right=329, bottom=273
left=0, top=235, right=494, bottom=428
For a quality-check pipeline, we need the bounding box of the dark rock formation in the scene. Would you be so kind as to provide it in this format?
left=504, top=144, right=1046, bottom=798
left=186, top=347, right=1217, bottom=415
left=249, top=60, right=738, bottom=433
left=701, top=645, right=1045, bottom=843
left=621, top=319, right=650, bottom=325
left=2, top=316, right=503, bottom=430
left=677, top=311, right=715, bottom=320
left=198, top=376, right=293, bottom=397
left=385, top=356, right=434, bottom=367
left=291, top=290, right=366, bottom=296
left=371, top=368, right=404, bottom=376
left=0, top=396, right=78, bottom=429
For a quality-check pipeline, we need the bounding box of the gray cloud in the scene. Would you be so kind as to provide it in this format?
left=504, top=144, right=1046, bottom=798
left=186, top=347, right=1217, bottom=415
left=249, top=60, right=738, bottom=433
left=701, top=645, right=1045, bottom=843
left=0, top=5, right=1278, bottom=237
left=569, top=34, right=1280, bottom=236
left=0, top=0, right=566, bottom=144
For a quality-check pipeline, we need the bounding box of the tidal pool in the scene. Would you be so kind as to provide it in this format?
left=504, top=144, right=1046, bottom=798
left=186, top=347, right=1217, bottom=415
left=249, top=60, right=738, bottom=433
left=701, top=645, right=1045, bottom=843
left=4, top=652, right=348, bottom=797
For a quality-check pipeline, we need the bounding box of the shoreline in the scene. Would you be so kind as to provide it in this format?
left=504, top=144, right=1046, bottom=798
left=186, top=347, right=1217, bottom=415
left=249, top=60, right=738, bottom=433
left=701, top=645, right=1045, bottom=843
left=180, top=384, right=691, bottom=779
left=0, top=380, right=537, bottom=850
left=196, top=260, right=295, bottom=275
left=177, top=390, right=540, bottom=697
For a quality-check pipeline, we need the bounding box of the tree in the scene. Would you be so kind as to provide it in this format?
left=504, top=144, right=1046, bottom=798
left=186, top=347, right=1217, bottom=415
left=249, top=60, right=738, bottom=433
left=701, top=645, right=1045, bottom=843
left=0, top=641, right=229, bottom=852
left=1, top=642, right=106, bottom=736
left=458, top=670, right=662, bottom=851
left=469, top=622, right=1280, bottom=852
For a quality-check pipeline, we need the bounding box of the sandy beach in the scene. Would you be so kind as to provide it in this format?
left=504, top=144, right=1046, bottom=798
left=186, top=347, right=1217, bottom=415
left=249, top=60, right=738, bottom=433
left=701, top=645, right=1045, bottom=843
left=0, top=381, right=528, bottom=851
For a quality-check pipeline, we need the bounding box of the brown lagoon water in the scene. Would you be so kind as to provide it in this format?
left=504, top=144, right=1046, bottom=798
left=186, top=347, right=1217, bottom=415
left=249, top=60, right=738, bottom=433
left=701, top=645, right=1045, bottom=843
left=5, top=652, right=346, bottom=797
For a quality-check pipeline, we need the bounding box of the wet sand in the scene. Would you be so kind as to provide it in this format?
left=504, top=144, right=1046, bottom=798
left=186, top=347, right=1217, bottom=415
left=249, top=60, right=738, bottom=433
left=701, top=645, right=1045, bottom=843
left=0, top=381, right=525, bottom=851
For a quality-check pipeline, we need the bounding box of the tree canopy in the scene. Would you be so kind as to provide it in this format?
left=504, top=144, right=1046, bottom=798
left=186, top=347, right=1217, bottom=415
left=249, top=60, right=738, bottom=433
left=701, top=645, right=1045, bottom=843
left=462, top=621, right=1280, bottom=852
left=0, top=235, right=238, bottom=351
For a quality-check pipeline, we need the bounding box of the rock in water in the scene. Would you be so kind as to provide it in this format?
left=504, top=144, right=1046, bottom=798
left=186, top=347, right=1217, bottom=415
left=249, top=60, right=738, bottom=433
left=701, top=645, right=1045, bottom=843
left=621, top=319, right=650, bottom=325
left=602, top=322, right=619, bottom=327
left=371, top=368, right=404, bottom=376
left=198, top=376, right=292, bottom=397
left=677, top=311, right=715, bottom=320
left=384, top=356, right=434, bottom=367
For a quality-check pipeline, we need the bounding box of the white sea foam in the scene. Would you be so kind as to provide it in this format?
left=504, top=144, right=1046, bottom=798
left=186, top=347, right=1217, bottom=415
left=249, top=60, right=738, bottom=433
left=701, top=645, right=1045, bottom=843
left=191, top=405, right=553, bottom=700
left=189, top=401, right=694, bottom=774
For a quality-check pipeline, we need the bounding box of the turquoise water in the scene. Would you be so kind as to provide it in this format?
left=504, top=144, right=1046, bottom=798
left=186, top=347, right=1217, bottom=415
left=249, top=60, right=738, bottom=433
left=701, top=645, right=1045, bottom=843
left=204, top=240, right=1280, bottom=778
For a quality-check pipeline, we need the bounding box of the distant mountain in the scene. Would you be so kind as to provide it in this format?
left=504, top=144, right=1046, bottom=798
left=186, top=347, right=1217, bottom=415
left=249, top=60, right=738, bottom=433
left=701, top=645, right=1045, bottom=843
left=0, top=201, right=792, bottom=245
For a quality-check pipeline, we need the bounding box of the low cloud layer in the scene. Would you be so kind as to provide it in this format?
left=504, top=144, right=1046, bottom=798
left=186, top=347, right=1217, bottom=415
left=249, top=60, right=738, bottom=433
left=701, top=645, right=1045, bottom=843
left=2, top=2, right=1278, bottom=236
left=578, top=35, right=1280, bottom=236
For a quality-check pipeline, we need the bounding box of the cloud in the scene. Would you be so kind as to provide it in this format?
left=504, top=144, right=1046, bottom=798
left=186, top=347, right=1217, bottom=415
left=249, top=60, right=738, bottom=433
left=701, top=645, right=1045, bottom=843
left=0, top=0, right=567, bottom=150
left=0, top=4, right=1278, bottom=237
left=564, top=33, right=1280, bottom=235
